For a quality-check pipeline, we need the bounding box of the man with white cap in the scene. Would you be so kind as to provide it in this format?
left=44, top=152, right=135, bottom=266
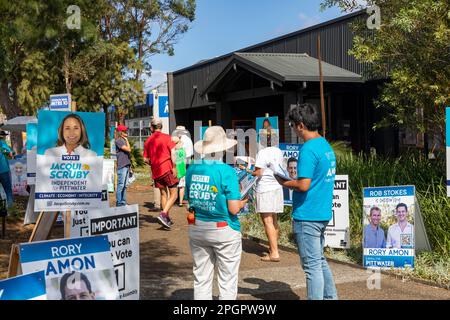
left=184, top=126, right=248, bottom=300
left=143, top=118, right=178, bottom=228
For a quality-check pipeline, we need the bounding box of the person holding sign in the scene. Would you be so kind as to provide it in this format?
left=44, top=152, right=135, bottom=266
left=44, top=114, right=97, bottom=157
left=275, top=103, right=337, bottom=300
left=386, top=203, right=414, bottom=249
left=363, top=207, right=386, bottom=248
left=253, top=132, right=284, bottom=262
left=185, top=126, right=248, bottom=300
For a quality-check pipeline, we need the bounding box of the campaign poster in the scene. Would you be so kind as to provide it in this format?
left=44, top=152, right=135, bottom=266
left=35, top=110, right=105, bottom=211
left=256, top=116, right=279, bottom=144
left=9, top=159, right=29, bottom=196
left=26, top=122, right=37, bottom=184
left=279, top=143, right=302, bottom=206
left=363, top=186, right=415, bottom=269
left=50, top=94, right=72, bottom=112
left=103, top=159, right=115, bottom=193
left=324, top=175, right=350, bottom=249
left=0, top=271, right=47, bottom=300
left=19, top=235, right=118, bottom=300
left=69, top=186, right=110, bottom=237
left=69, top=205, right=139, bottom=300
left=446, top=107, right=450, bottom=196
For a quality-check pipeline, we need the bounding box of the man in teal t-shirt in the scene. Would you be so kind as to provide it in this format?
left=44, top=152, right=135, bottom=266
left=275, top=103, right=337, bottom=301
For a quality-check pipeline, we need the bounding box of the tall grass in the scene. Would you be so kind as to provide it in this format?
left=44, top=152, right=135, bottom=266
left=241, top=149, right=450, bottom=285
left=337, top=151, right=449, bottom=256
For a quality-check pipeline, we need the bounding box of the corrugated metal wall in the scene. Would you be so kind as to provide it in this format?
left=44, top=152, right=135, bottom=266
left=173, top=12, right=366, bottom=110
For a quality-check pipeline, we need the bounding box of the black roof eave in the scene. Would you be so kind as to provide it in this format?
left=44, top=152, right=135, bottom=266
left=173, top=10, right=366, bottom=75
left=200, top=54, right=285, bottom=97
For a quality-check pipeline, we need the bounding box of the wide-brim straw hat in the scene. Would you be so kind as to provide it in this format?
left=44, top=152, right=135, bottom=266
left=172, top=125, right=190, bottom=137
left=194, top=126, right=237, bottom=154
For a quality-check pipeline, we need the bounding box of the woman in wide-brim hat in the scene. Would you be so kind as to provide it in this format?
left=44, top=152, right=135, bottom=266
left=185, top=126, right=248, bottom=300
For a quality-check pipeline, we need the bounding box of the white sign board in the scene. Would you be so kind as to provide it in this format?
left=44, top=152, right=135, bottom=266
left=69, top=205, right=140, bottom=300
left=324, top=175, right=350, bottom=249
left=363, top=186, right=415, bottom=269
left=19, top=235, right=119, bottom=300
left=103, top=159, right=115, bottom=193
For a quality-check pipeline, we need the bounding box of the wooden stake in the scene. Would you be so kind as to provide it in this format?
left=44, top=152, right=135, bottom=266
left=317, top=35, right=326, bottom=138
left=7, top=244, right=20, bottom=278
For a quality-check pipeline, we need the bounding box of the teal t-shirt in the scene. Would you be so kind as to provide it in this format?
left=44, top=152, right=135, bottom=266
left=0, top=140, right=12, bottom=174
left=185, top=160, right=241, bottom=231
left=292, top=137, right=336, bottom=221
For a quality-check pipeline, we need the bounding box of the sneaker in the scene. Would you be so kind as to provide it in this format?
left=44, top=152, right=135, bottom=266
left=157, top=213, right=171, bottom=229
left=167, top=216, right=174, bottom=226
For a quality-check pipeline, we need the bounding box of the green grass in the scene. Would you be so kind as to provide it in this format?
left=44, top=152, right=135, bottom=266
left=241, top=149, right=450, bottom=288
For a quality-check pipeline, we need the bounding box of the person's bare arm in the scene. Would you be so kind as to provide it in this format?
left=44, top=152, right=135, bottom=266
left=118, top=137, right=132, bottom=153
left=227, top=198, right=249, bottom=215
left=171, top=148, right=178, bottom=177
left=274, top=175, right=311, bottom=192
left=252, top=167, right=263, bottom=177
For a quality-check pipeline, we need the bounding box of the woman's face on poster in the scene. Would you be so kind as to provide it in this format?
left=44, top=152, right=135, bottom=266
left=263, top=120, right=271, bottom=129
left=63, top=117, right=82, bottom=146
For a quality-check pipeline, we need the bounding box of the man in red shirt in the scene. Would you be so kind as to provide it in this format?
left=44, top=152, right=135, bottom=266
left=143, top=118, right=179, bottom=229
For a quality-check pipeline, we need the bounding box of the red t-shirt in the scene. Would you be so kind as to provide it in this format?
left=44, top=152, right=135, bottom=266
left=143, top=131, right=176, bottom=179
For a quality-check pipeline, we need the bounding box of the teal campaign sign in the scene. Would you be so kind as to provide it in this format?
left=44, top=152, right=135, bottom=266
left=0, top=271, right=47, bottom=300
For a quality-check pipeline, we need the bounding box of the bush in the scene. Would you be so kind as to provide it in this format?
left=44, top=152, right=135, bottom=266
left=129, top=140, right=145, bottom=168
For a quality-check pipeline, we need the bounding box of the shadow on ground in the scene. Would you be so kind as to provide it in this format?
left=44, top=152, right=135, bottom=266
left=239, top=277, right=300, bottom=300
left=140, top=237, right=192, bottom=299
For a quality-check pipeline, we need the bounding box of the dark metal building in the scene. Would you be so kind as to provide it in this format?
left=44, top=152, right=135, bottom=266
left=168, top=10, right=397, bottom=154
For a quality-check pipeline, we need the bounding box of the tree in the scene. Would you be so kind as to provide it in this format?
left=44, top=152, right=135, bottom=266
left=0, top=0, right=197, bottom=150
left=115, top=0, right=196, bottom=80
left=321, top=0, right=450, bottom=146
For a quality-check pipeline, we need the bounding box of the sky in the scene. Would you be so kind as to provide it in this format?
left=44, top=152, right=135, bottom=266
left=143, top=0, right=347, bottom=91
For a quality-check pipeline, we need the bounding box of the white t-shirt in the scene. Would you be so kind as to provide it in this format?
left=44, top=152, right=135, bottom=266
left=180, top=134, right=193, bottom=159
left=386, top=222, right=414, bottom=248
left=255, top=146, right=283, bottom=193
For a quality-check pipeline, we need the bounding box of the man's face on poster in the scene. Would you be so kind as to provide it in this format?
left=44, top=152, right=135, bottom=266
left=370, top=209, right=381, bottom=226
left=288, top=160, right=297, bottom=179
left=64, top=279, right=95, bottom=300
left=14, top=163, right=24, bottom=176
left=396, top=206, right=408, bottom=223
